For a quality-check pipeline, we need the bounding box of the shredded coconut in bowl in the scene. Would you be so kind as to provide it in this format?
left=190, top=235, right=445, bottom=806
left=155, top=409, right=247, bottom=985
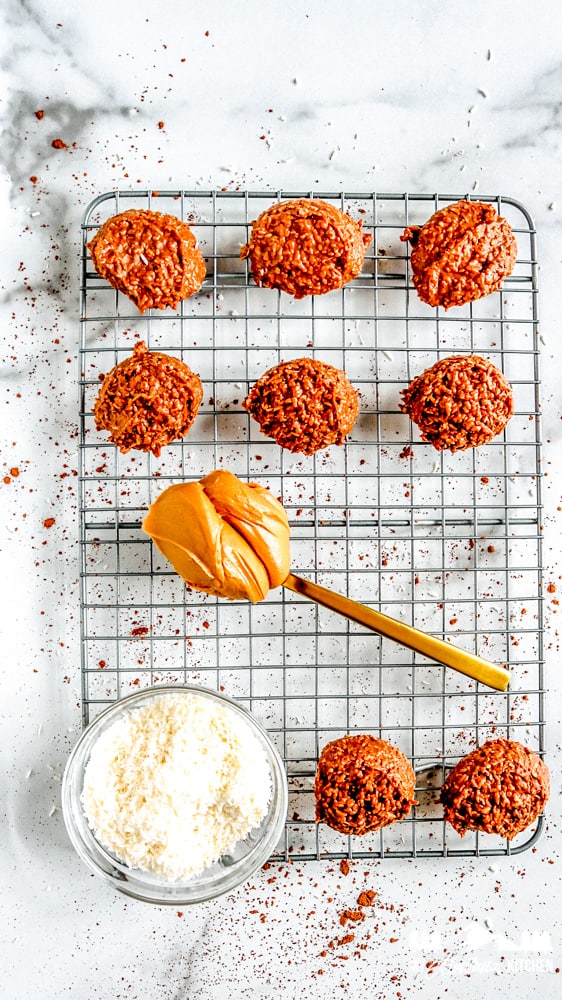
left=81, top=692, right=273, bottom=881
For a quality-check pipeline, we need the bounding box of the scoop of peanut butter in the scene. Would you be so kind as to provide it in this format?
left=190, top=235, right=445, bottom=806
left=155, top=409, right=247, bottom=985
left=142, top=470, right=290, bottom=603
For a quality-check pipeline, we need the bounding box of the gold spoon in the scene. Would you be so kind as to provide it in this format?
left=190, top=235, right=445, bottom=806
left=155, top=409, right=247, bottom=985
left=283, top=573, right=510, bottom=692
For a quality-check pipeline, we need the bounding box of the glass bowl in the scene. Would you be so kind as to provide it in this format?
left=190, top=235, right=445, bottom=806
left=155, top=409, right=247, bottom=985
left=61, top=684, right=288, bottom=904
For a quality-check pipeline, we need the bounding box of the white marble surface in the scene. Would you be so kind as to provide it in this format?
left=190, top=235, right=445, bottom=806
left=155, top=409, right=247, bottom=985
left=2, top=1, right=562, bottom=997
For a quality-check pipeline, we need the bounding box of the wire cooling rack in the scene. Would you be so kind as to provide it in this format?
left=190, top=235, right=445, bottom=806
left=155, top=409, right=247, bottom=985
left=79, top=190, right=544, bottom=859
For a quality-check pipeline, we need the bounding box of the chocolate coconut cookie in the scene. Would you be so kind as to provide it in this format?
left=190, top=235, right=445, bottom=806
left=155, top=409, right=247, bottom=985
left=399, top=354, right=513, bottom=452
left=401, top=200, right=517, bottom=309
left=94, top=341, right=203, bottom=456
left=243, top=357, right=359, bottom=455
left=88, top=209, right=206, bottom=313
left=240, top=198, right=371, bottom=298
left=315, top=734, right=417, bottom=835
left=441, top=739, right=549, bottom=840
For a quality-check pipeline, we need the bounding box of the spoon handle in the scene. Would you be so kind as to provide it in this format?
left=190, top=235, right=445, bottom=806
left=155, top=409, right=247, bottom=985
left=283, top=573, right=510, bottom=692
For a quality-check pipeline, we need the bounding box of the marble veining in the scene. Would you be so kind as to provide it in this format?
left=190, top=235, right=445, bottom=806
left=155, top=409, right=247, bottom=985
left=2, top=0, right=562, bottom=997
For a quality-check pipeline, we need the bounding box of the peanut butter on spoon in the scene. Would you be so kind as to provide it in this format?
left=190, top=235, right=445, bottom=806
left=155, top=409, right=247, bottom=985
left=142, top=469, right=290, bottom=603
left=143, top=470, right=510, bottom=691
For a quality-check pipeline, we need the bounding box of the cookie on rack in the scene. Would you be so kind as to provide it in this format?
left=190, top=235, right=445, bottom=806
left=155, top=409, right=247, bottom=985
left=240, top=198, right=371, bottom=298
left=314, top=734, right=417, bottom=835
left=87, top=208, right=206, bottom=312
left=94, top=341, right=203, bottom=456
left=243, top=356, right=359, bottom=455
left=441, top=739, right=549, bottom=840
left=399, top=354, right=513, bottom=452
left=400, top=200, right=517, bottom=309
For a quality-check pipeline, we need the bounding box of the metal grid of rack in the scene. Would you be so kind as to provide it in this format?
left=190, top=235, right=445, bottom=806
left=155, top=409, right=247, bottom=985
left=79, top=190, right=544, bottom=859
